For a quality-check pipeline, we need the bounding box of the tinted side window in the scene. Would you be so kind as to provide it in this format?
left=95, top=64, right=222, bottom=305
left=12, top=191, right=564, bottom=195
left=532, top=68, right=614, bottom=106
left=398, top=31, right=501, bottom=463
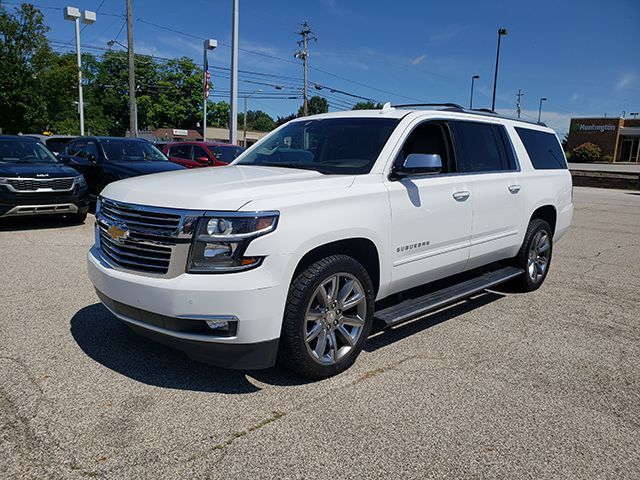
left=451, top=121, right=507, bottom=173
left=192, top=146, right=210, bottom=161
left=515, top=127, right=567, bottom=169
left=85, top=142, right=99, bottom=161
left=66, top=141, right=85, bottom=157
left=171, top=144, right=191, bottom=159
left=397, top=121, right=455, bottom=173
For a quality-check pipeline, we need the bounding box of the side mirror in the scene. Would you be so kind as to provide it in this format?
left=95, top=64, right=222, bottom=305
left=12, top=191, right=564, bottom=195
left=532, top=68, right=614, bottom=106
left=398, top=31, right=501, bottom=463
left=391, top=153, right=442, bottom=180
left=196, top=156, right=210, bottom=164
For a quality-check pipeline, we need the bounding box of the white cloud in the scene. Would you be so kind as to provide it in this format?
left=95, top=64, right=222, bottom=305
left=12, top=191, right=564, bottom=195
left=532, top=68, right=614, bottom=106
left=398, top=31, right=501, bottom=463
left=411, top=54, right=427, bottom=65
left=616, top=72, right=636, bottom=90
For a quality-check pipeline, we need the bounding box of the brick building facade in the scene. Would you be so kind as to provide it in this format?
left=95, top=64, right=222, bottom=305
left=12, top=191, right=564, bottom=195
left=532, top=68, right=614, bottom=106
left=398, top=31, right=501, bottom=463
left=566, top=117, right=640, bottom=162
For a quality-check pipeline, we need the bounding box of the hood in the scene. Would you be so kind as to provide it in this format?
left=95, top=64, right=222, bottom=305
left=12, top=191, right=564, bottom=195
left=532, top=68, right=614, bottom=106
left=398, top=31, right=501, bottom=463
left=0, top=161, right=80, bottom=178
left=102, top=165, right=355, bottom=211
left=109, top=161, right=184, bottom=176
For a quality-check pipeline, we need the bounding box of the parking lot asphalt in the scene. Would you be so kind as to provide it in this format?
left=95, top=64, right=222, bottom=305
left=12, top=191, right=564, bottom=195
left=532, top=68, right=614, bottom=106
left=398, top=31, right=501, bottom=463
left=1, top=186, right=639, bottom=479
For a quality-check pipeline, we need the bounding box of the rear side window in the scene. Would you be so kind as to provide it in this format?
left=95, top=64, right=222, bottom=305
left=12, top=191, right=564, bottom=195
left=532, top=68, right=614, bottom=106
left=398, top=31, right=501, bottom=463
left=515, top=127, right=567, bottom=169
left=451, top=121, right=513, bottom=173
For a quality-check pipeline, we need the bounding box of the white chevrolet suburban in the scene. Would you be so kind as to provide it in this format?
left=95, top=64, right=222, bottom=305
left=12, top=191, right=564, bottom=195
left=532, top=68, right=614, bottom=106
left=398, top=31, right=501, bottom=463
left=88, top=104, right=573, bottom=379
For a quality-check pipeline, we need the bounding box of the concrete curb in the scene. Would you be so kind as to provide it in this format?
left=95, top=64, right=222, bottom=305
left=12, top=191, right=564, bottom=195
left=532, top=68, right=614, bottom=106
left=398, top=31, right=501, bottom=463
left=570, top=169, right=640, bottom=190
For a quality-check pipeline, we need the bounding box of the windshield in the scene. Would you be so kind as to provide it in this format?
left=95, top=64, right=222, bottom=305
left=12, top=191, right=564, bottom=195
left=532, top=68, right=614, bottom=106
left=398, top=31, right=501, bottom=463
left=101, top=139, right=168, bottom=162
left=210, top=145, right=245, bottom=163
left=0, top=139, right=58, bottom=163
left=235, top=118, right=399, bottom=174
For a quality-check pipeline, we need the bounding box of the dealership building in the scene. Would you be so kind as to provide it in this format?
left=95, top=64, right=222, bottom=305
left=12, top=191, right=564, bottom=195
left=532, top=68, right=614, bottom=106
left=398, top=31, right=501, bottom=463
left=566, top=117, right=640, bottom=162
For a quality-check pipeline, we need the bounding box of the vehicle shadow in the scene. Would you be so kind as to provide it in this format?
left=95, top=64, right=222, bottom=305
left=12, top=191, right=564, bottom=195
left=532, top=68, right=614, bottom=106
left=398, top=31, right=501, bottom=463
left=0, top=215, right=87, bottom=231
left=71, top=293, right=505, bottom=391
left=365, top=291, right=505, bottom=352
left=70, top=303, right=307, bottom=393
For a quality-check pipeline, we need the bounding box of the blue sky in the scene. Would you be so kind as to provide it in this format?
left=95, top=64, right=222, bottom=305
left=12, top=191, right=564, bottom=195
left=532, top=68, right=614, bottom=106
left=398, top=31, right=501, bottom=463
left=10, top=0, right=640, bottom=134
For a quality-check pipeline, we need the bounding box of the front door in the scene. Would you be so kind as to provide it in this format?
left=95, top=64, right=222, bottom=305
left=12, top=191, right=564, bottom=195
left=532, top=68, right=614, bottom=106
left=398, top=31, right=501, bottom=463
left=386, top=120, right=473, bottom=294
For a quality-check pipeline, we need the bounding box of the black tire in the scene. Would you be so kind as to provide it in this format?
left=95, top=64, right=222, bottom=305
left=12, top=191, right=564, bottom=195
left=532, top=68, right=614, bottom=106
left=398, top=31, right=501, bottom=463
left=65, top=211, right=87, bottom=224
left=278, top=255, right=375, bottom=379
left=509, top=218, right=553, bottom=292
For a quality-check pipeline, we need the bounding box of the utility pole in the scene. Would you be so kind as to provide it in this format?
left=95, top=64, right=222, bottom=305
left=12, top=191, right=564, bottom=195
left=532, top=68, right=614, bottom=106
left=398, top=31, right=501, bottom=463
left=470, top=75, right=479, bottom=109
left=126, top=0, right=137, bottom=137
left=295, top=21, right=316, bottom=116
left=516, top=89, right=524, bottom=119
left=229, top=0, right=239, bottom=145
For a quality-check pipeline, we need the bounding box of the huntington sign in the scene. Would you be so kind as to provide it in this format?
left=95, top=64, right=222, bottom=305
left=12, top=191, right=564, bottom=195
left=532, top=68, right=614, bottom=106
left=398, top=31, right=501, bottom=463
left=571, top=123, right=617, bottom=133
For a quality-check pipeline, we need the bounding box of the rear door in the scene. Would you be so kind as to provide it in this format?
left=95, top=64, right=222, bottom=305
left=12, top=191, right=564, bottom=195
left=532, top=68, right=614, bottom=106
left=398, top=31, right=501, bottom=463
left=450, top=120, right=524, bottom=269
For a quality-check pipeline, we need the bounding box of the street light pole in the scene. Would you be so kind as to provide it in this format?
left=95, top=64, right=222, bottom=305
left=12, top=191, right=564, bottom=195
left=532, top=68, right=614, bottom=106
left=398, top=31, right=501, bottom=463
left=64, top=7, right=96, bottom=136
left=470, top=75, right=480, bottom=109
left=229, top=0, right=239, bottom=145
left=243, top=89, right=262, bottom=147
left=537, top=97, right=547, bottom=123
left=491, top=28, right=508, bottom=111
left=203, top=39, right=217, bottom=142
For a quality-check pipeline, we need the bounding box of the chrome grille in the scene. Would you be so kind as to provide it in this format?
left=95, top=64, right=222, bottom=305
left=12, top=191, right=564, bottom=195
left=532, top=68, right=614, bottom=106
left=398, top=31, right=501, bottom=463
left=98, top=228, right=172, bottom=274
left=7, top=177, right=74, bottom=191
left=100, top=198, right=181, bottom=236
left=96, top=198, right=203, bottom=276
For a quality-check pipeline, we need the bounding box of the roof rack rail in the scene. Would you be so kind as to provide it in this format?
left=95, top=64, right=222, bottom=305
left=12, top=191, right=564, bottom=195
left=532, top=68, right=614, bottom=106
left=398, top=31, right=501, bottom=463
left=391, top=103, right=547, bottom=127
left=392, top=103, right=465, bottom=110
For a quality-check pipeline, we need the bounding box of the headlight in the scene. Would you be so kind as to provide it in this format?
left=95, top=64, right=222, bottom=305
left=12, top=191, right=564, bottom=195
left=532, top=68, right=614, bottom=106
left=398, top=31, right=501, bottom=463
left=73, top=175, right=87, bottom=188
left=187, top=212, right=279, bottom=273
left=0, top=177, right=8, bottom=185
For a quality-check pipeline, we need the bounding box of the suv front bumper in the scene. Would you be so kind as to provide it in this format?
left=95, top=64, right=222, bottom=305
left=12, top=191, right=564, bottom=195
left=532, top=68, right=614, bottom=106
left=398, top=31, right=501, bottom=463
left=87, top=246, right=296, bottom=370
left=0, top=185, right=89, bottom=217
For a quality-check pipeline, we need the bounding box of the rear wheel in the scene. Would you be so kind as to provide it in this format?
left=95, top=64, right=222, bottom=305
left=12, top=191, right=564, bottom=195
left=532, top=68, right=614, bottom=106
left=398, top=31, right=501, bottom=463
left=278, top=255, right=375, bottom=379
left=509, top=219, right=553, bottom=292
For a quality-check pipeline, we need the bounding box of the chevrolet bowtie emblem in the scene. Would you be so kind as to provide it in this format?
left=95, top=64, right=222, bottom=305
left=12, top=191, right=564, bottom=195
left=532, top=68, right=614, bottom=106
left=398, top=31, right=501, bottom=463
left=107, top=224, right=129, bottom=242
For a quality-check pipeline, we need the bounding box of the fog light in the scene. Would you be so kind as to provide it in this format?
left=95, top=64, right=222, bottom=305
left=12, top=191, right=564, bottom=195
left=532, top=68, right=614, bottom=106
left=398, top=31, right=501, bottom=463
left=206, top=319, right=229, bottom=330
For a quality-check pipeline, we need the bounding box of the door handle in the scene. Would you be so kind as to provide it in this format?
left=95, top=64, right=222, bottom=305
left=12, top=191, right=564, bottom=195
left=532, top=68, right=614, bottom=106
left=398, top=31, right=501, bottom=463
left=453, top=191, right=470, bottom=202
left=509, top=184, right=521, bottom=194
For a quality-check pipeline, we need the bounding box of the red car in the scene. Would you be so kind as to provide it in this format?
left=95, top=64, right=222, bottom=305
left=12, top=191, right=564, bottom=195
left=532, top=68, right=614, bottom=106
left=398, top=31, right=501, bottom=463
left=162, top=141, right=245, bottom=168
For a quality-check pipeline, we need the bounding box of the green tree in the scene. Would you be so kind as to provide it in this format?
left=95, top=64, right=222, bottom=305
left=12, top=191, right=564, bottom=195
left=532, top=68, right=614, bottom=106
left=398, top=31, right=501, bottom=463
left=352, top=101, right=383, bottom=110
left=207, top=101, right=230, bottom=128
left=298, top=96, right=328, bottom=116
left=0, top=3, right=54, bottom=133
left=238, top=110, right=275, bottom=132
left=275, top=113, right=297, bottom=127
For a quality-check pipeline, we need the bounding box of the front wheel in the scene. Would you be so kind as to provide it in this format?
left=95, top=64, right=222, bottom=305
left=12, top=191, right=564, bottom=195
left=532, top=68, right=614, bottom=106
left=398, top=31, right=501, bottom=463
left=509, top=218, right=553, bottom=292
left=278, top=255, right=375, bottom=379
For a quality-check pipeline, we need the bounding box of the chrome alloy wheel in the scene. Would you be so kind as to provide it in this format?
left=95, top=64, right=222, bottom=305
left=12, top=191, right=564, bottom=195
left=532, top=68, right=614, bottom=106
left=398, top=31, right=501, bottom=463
left=527, top=230, right=551, bottom=283
left=304, top=273, right=367, bottom=365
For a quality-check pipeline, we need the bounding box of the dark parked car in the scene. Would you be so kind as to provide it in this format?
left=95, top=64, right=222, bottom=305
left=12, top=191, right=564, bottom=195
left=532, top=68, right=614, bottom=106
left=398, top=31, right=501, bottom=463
left=0, top=135, right=89, bottom=222
left=26, top=134, right=76, bottom=156
left=162, top=141, right=245, bottom=168
left=58, top=137, right=184, bottom=198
